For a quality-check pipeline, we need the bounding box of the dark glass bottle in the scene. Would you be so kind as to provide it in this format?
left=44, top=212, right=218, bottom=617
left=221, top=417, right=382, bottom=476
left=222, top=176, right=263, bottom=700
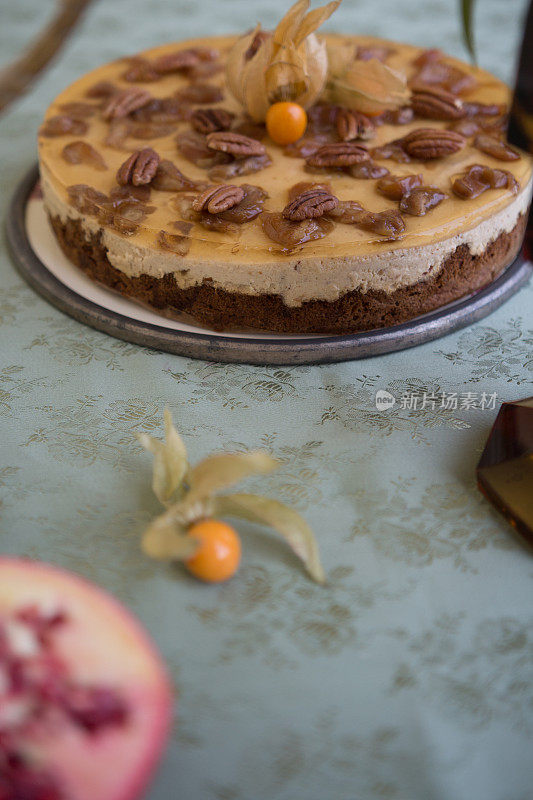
left=508, top=1, right=533, bottom=252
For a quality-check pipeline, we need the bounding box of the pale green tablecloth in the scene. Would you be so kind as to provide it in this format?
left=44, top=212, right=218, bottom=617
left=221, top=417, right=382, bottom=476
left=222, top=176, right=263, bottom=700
left=1, top=1, right=532, bottom=798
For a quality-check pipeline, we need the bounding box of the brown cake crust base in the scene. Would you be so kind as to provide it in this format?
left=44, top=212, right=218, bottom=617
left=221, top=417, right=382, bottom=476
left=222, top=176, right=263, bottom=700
left=48, top=214, right=527, bottom=334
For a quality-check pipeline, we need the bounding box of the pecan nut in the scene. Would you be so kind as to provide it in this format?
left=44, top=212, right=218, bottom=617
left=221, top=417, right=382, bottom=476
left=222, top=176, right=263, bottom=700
left=206, top=131, right=266, bottom=157
left=336, top=108, right=375, bottom=142
left=376, top=173, right=423, bottom=200
left=104, top=118, right=132, bottom=150
left=306, top=142, right=370, bottom=167
left=59, top=102, right=97, bottom=119
left=329, top=203, right=406, bottom=240
left=86, top=81, right=117, bottom=99
left=399, top=186, right=447, bottom=215
left=152, top=159, right=200, bottom=191
left=411, top=85, right=465, bottom=120
left=357, top=209, right=406, bottom=240
left=371, top=137, right=411, bottom=163
left=474, top=134, right=520, bottom=162
left=116, top=148, right=160, bottom=186
left=288, top=181, right=333, bottom=201
left=348, top=161, right=390, bottom=179
left=175, top=83, right=224, bottom=104
left=158, top=229, right=191, bottom=256
left=192, top=108, right=235, bottom=134
left=102, top=88, right=152, bottom=119
left=452, top=169, right=488, bottom=199
left=410, top=51, right=477, bottom=95
left=378, top=106, right=415, bottom=125
left=448, top=119, right=481, bottom=138
left=261, top=212, right=334, bottom=251
left=40, top=115, right=88, bottom=137
left=192, top=184, right=245, bottom=213
left=208, top=153, right=272, bottom=181
left=153, top=50, right=201, bottom=74
left=464, top=101, right=505, bottom=117
left=282, top=189, right=339, bottom=221
left=452, top=164, right=519, bottom=199
left=152, top=47, right=218, bottom=75
left=121, top=57, right=159, bottom=83
left=403, top=128, right=466, bottom=159
left=62, top=141, right=107, bottom=171
left=129, top=122, right=176, bottom=140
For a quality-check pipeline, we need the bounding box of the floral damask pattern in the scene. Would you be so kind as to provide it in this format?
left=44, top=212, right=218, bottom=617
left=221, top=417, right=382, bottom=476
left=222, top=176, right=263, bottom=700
left=164, top=364, right=309, bottom=408
left=25, top=317, right=142, bottom=370
left=0, top=364, right=46, bottom=416
left=2, top=298, right=532, bottom=797
left=389, top=614, right=533, bottom=731
left=0, top=284, right=39, bottom=326
left=185, top=562, right=414, bottom=665
left=348, top=479, right=519, bottom=570
left=319, top=375, right=472, bottom=443
left=2, top=0, right=533, bottom=797
left=436, top=318, right=533, bottom=384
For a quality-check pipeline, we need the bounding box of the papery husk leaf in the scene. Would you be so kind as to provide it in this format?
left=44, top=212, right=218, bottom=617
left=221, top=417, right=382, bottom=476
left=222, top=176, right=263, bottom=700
left=137, top=409, right=188, bottom=506
left=328, top=58, right=410, bottom=114
left=213, top=493, right=325, bottom=584
left=242, top=35, right=275, bottom=122
left=142, top=514, right=198, bottom=561
left=225, top=26, right=262, bottom=104
left=273, top=0, right=309, bottom=50
left=265, top=44, right=308, bottom=103
left=296, top=34, right=329, bottom=107
left=327, top=39, right=356, bottom=79
left=293, top=0, right=341, bottom=48
left=226, top=0, right=340, bottom=121
left=186, top=452, right=279, bottom=503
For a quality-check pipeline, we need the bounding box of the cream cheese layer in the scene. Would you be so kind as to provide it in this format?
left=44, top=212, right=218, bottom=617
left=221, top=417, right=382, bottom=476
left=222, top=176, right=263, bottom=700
left=41, top=165, right=531, bottom=305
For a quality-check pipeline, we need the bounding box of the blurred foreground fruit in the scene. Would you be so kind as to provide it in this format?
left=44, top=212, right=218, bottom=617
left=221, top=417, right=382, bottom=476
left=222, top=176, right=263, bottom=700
left=0, top=557, right=172, bottom=800
left=185, top=519, right=241, bottom=583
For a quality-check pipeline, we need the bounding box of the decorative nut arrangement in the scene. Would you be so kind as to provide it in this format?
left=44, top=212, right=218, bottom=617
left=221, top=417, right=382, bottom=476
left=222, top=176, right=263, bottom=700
left=206, top=131, right=267, bottom=157
left=307, top=142, right=370, bottom=167
left=399, top=186, right=447, bottom=215
left=40, top=115, right=88, bottom=137
left=377, top=173, right=423, bottom=200
left=192, top=184, right=245, bottom=213
left=452, top=164, right=519, bottom=199
left=283, top=188, right=339, bottom=221
left=116, top=148, right=160, bottom=186
left=61, top=141, right=107, bottom=171
left=42, top=35, right=524, bottom=255
left=411, top=85, right=465, bottom=121
left=403, top=128, right=466, bottom=159
left=102, top=88, right=152, bottom=119
left=336, top=108, right=375, bottom=141
left=152, top=48, right=216, bottom=75
left=191, top=108, right=235, bottom=134
left=474, top=134, right=520, bottom=162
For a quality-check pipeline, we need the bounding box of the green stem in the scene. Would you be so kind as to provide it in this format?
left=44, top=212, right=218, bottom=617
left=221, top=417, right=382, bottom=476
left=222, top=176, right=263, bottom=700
left=460, top=0, right=477, bottom=63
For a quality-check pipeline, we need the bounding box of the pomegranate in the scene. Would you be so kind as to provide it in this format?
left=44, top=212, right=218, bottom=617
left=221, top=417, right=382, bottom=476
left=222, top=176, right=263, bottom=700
left=0, top=558, right=172, bottom=800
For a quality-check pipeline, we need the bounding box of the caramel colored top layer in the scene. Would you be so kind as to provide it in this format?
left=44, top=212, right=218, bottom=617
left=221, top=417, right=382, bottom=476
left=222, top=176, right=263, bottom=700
left=38, top=34, right=532, bottom=265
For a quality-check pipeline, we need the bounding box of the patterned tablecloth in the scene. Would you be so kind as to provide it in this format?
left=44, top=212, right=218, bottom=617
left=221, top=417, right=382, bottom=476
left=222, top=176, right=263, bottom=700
left=1, top=1, right=532, bottom=798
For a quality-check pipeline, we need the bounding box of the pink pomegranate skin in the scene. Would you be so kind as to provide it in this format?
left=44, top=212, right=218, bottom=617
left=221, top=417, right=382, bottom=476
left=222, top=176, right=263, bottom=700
left=0, top=557, right=173, bottom=800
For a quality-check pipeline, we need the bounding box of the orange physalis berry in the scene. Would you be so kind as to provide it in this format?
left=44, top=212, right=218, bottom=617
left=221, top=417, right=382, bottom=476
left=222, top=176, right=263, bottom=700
left=266, top=102, right=308, bottom=145
left=185, top=519, right=241, bottom=583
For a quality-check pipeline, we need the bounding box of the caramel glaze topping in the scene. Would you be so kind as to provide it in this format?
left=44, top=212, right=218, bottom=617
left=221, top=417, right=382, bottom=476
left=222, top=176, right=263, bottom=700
left=38, top=34, right=532, bottom=258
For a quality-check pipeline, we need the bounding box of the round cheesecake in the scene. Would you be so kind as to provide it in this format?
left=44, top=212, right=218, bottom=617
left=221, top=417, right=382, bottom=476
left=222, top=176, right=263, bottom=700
left=38, top=34, right=532, bottom=333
